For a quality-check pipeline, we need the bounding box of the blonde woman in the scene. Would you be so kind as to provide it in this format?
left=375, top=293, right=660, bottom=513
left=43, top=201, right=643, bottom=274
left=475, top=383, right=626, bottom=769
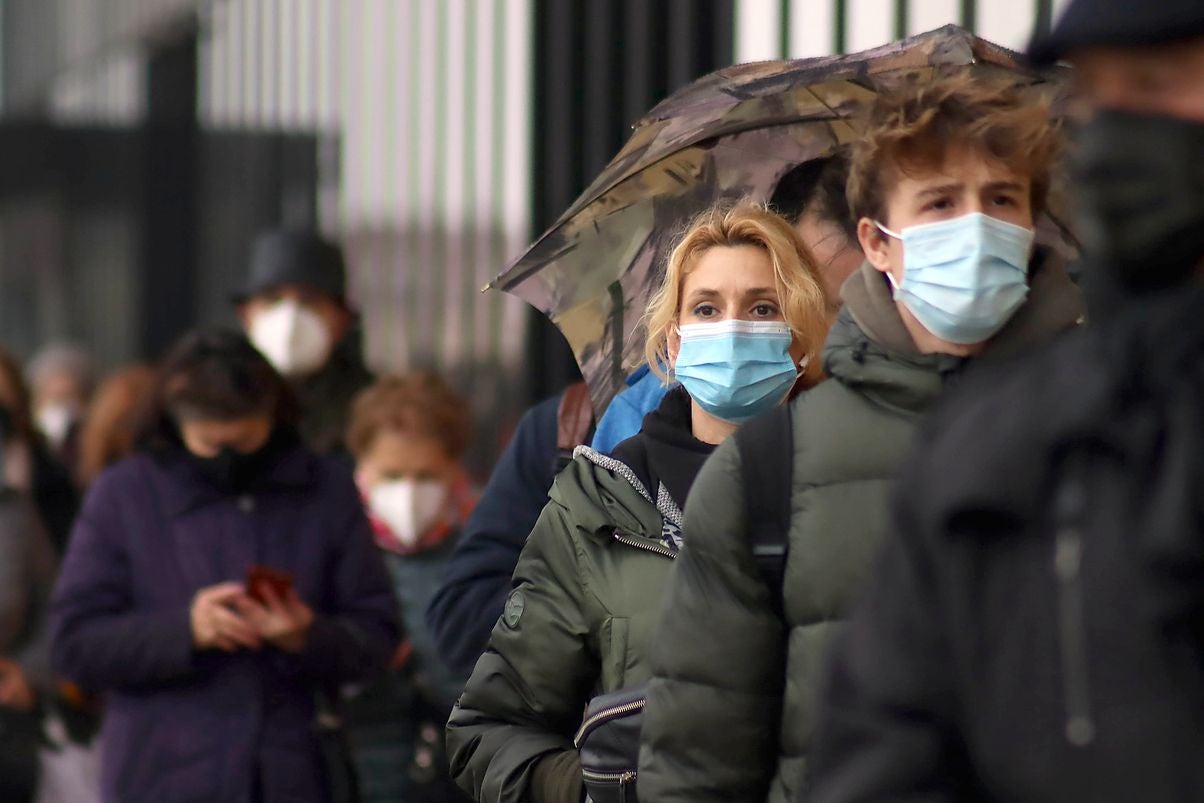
left=445, top=203, right=830, bottom=803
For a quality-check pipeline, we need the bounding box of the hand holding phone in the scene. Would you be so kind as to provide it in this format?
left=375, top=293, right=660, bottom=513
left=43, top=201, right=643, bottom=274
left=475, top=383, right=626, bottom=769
left=239, top=565, right=312, bottom=653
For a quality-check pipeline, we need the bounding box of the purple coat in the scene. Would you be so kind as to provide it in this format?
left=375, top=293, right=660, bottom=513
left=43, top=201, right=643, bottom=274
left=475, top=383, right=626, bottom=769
left=50, top=444, right=401, bottom=803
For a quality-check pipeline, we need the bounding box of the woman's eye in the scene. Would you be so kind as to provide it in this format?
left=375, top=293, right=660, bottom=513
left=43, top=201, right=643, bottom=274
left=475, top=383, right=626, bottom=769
left=924, top=198, right=952, bottom=212
left=992, top=194, right=1017, bottom=207
left=752, top=303, right=778, bottom=317
left=692, top=304, right=718, bottom=317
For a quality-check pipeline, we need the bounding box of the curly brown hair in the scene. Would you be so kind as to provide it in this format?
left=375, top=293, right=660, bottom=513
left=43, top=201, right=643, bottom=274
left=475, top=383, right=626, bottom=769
left=77, top=364, right=157, bottom=487
left=847, top=71, right=1062, bottom=226
left=347, top=372, right=471, bottom=460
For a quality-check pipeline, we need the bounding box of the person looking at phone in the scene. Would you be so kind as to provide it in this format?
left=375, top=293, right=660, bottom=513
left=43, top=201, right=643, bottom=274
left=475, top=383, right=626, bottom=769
left=48, top=329, right=400, bottom=803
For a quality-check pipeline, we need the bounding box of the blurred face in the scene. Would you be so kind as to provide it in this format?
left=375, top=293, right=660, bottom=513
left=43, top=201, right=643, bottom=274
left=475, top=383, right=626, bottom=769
left=178, top=416, right=274, bottom=458
left=1070, top=38, right=1204, bottom=122
left=238, top=283, right=352, bottom=341
left=1066, top=38, right=1204, bottom=287
left=354, top=429, right=459, bottom=491
left=795, top=211, right=864, bottom=311
left=35, top=372, right=85, bottom=411
left=670, top=244, right=806, bottom=365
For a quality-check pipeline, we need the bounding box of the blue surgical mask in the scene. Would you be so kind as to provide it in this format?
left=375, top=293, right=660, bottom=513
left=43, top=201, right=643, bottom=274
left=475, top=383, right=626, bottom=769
left=876, top=212, right=1035, bottom=345
left=673, top=320, right=801, bottom=424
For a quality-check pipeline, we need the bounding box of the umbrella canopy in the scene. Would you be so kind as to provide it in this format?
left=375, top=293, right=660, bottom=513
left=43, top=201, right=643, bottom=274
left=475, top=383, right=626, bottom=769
left=492, top=25, right=1073, bottom=414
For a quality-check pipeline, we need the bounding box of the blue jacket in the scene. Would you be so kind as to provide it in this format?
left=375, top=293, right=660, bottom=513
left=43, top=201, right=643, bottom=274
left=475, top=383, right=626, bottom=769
left=591, top=365, right=673, bottom=454
left=426, top=395, right=560, bottom=677
left=50, top=442, right=400, bottom=803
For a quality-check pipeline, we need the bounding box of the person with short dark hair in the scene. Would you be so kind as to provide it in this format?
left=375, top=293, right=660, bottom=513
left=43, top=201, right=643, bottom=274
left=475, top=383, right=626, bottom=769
left=769, top=152, right=864, bottom=314
left=235, top=229, right=375, bottom=455
left=48, top=329, right=399, bottom=803
left=806, top=4, right=1204, bottom=801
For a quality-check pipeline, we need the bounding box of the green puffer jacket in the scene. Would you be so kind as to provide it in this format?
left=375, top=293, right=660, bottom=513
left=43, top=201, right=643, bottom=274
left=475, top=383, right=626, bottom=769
left=446, top=390, right=708, bottom=803
left=638, top=256, right=1083, bottom=803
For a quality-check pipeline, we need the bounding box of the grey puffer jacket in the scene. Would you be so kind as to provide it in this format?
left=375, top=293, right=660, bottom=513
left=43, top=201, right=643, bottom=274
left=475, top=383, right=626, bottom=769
left=638, top=254, right=1083, bottom=803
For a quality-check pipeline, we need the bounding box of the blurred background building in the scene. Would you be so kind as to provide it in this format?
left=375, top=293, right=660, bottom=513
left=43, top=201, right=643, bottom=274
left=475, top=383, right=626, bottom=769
left=0, top=0, right=1069, bottom=465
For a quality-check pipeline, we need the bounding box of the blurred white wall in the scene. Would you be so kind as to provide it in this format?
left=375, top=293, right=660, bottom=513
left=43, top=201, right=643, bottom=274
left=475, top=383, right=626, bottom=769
left=735, top=0, right=1077, bottom=61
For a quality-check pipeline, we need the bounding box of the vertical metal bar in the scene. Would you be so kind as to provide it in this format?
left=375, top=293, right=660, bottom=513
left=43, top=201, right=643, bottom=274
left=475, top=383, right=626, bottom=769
left=779, top=0, right=790, bottom=59
left=960, top=0, right=977, bottom=32
left=667, top=0, right=697, bottom=90
left=895, top=0, right=910, bottom=39
left=834, top=0, right=848, bottom=54
left=1034, top=0, right=1053, bottom=37
left=623, top=0, right=654, bottom=132
left=712, top=0, right=736, bottom=67
left=583, top=0, right=615, bottom=176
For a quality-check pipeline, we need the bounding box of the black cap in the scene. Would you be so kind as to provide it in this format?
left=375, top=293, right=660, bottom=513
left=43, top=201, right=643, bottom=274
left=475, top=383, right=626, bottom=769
left=1028, top=0, right=1204, bottom=65
left=233, top=229, right=348, bottom=305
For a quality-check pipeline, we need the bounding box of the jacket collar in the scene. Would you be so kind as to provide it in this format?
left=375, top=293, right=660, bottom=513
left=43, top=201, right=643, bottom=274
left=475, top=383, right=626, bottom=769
left=150, top=439, right=318, bottom=516
left=825, top=249, right=1083, bottom=414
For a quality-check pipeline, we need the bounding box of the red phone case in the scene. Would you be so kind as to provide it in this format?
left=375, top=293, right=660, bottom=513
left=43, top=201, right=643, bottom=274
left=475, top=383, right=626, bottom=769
left=245, top=565, right=294, bottom=604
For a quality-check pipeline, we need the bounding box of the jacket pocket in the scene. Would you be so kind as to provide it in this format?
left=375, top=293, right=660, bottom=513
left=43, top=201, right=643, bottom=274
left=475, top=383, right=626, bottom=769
left=598, top=616, right=631, bottom=690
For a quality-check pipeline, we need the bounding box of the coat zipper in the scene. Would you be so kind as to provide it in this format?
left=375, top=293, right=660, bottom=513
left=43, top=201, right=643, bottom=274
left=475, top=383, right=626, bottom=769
left=612, top=529, right=677, bottom=559
left=581, top=769, right=637, bottom=784
left=573, top=698, right=646, bottom=747
left=1053, top=469, right=1096, bottom=747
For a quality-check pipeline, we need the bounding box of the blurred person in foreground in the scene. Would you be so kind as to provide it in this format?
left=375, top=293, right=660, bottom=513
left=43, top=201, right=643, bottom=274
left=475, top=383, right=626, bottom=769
left=0, top=348, right=80, bottom=555
left=640, top=72, right=1083, bottom=803
left=446, top=203, right=831, bottom=803
left=343, top=373, right=477, bottom=803
left=235, top=229, right=374, bottom=455
left=27, top=343, right=93, bottom=470
left=426, top=155, right=861, bottom=679
left=805, top=3, right=1204, bottom=801
left=49, top=330, right=399, bottom=803
left=75, top=364, right=157, bottom=488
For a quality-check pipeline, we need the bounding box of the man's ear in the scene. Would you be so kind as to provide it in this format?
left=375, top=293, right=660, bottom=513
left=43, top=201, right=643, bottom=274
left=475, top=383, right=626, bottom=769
left=857, top=217, right=893, bottom=274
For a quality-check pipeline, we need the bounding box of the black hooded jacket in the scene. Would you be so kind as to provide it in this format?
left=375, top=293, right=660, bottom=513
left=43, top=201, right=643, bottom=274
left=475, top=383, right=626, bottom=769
left=806, top=276, right=1204, bottom=801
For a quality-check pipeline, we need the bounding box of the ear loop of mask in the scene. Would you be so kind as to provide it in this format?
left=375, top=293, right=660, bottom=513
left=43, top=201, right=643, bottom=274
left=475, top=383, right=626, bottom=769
left=874, top=221, right=904, bottom=296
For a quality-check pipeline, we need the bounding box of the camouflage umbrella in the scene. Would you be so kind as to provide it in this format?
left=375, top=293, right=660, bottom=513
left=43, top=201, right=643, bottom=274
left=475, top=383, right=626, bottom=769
left=489, top=24, right=1072, bottom=414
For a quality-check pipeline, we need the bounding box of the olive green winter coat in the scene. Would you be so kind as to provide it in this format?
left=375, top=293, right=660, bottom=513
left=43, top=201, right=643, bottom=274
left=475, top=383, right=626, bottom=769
left=638, top=256, right=1083, bottom=803
left=445, top=438, right=684, bottom=803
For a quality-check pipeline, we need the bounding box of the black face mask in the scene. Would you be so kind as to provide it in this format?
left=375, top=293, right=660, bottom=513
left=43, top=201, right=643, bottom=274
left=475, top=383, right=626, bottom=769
left=0, top=405, right=12, bottom=447
left=190, top=443, right=270, bottom=493
left=1072, top=110, right=1204, bottom=293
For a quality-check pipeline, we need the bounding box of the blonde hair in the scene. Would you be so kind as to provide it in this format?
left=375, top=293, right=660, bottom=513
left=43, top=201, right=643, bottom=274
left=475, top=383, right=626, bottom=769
left=644, top=202, right=830, bottom=390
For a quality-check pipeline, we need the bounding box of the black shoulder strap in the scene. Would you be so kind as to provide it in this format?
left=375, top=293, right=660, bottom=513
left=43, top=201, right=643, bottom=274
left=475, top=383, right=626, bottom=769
left=735, top=403, right=794, bottom=617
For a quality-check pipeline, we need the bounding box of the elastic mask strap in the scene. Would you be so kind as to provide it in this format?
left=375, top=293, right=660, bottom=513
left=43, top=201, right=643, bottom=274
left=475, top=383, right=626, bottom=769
left=874, top=221, right=902, bottom=240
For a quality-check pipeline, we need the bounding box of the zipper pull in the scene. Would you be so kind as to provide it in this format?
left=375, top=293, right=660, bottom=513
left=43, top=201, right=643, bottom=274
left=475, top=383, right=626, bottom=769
left=1054, top=472, right=1096, bottom=748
